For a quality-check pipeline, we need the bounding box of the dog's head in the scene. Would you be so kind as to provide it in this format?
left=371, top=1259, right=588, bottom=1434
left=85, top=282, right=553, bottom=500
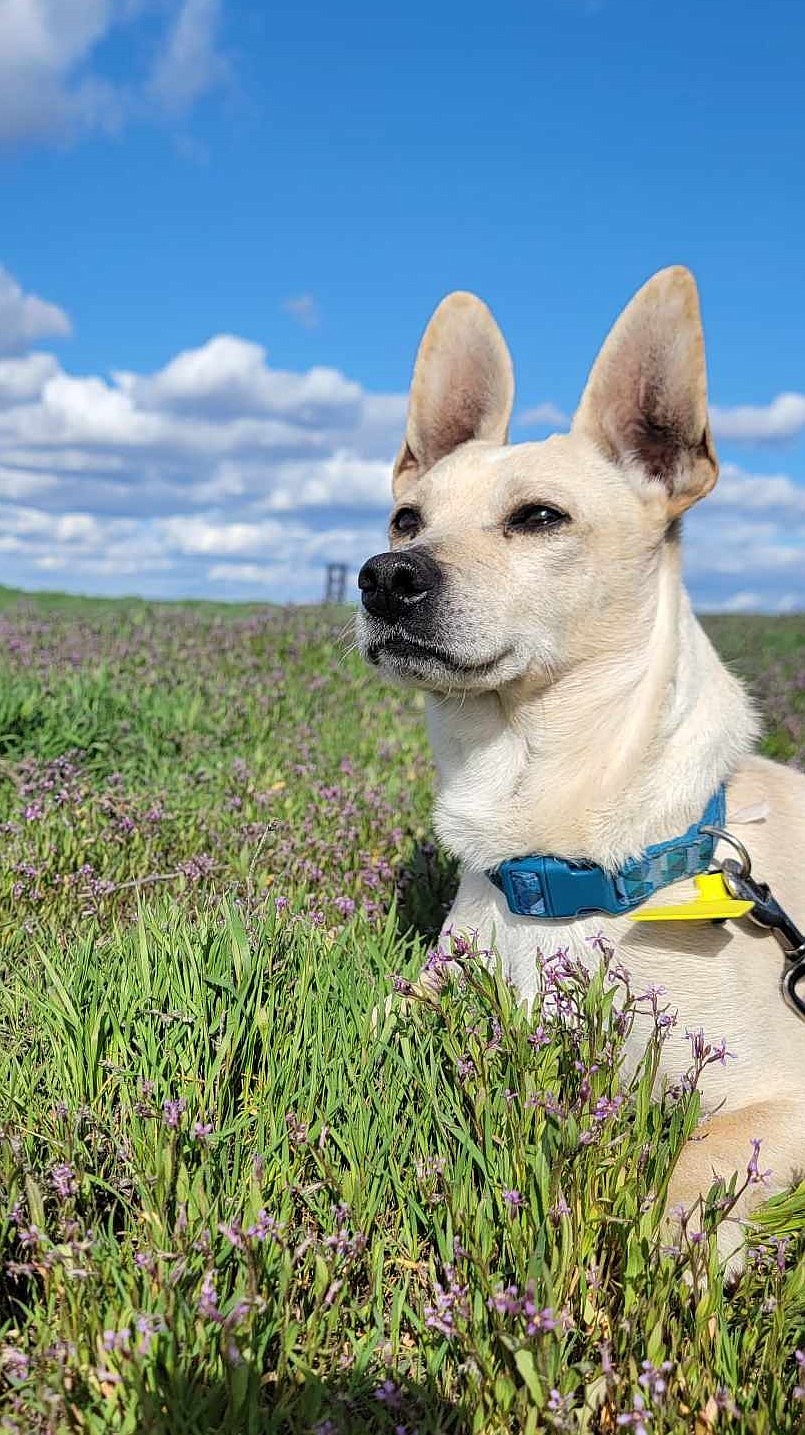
left=357, top=267, right=718, bottom=693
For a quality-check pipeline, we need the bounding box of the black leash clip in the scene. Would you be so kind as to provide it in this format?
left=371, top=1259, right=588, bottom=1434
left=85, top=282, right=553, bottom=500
left=702, top=826, right=805, bottom=1021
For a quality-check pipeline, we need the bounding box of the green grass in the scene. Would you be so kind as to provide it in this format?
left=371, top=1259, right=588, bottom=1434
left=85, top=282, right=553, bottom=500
left=0, top=593, right=802, bottom=1434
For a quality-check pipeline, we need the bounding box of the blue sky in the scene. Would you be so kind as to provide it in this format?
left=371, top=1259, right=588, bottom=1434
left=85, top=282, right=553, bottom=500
left=0, top=0, right=803, bottom=609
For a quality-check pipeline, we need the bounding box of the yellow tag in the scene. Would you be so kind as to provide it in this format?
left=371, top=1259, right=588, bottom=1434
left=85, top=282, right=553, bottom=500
left=628, top=871, right=754, bottom=923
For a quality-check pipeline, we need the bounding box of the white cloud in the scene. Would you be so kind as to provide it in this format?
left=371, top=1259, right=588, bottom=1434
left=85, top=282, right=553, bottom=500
left=685, top=465, right=805, bottom=611
left=117, top=334, right=362, bottom=424
left=0, top=263, right=403, bottom=598
left=0, top=352, right=61, bottom=405
left=710, top=462, right=805, bottom=515
left=710, top=393, right=805, bottom=443
left=0, top=0, right=115, bottom=142
left=261, top=453, right=393, bottom=511
left=704, top=591, right=766, bottom=613
left=148, top=0, right=227, bottom=116
left=0, top=269, right=72, bottom=354
left=209, top=562, right=292, bottom=585
left=701, top=590, right=803, bottom=615
left=0, top=462, right=58, bottom=498
left=157, top=514, right=286, bottom=556
left=0, top=0, right=228, bottom=146
left=156, top=514, right=381, bottom=564
left=283, top=294, right=321, bottom=331
left=516, top=401, right=569, bottom=430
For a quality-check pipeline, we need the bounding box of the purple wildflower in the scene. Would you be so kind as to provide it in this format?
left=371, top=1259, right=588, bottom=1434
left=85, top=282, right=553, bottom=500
left=449, top=933, right=472, bottom=958
left=49, top=1163, right=77, bottom=1200
left=547, top=1388, right=575, bottom=1427
left=592, top=1094, right=626, bottom=1122
left=523, top=1297, right=557, bottom=1336
left=423, top=1268, right=469, bottom=1338
left=102, top=1329, right=130, bottom=1353
left=616, top=1393, right=651, bottom=1434
left=246, top=1208, right=281, bottom=1242
left=685, top=1028, right=735, bottom=1070
left=638, top=1360, right=672, bottom=1400
left=0, top=1346, right=30, bottom=1383
left=502, top=1188, right=524, bottom=1213
left=285, top=1110, right=309, bottom=1144
left=198, top=1271, right=222, bottom=1322
left=488, top=1285, right=522, bottom=1317
left=135, top=1313, right=166, bottom=1356
left=161, top=1097, right=186, bottom=1130
left=374, top=1379, right=403, bottom=1409
left=636, top=983, right=667, bottom=1004
left=420, top=946, right=452, bottom=995
left=747, top=1137, right=773, bottom=1185
left=585, top=1262, right=603, bottom=1292
left=217, top=1219, right=245, bottom=1249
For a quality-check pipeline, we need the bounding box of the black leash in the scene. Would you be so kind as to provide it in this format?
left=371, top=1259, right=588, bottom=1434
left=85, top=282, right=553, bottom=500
left=702, top=825, right=805, bottom=1020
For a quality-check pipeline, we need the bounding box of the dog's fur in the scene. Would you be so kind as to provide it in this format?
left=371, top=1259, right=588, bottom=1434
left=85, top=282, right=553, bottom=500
left=357, top=268, right=805, bottom=1258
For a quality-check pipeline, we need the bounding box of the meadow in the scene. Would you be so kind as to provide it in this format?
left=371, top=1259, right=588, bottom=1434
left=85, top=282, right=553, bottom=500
left=0, top=589, right=802, bottom=1435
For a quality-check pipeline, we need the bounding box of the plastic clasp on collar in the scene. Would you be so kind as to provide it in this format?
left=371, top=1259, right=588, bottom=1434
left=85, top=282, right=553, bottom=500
left=490, top=857, right=626, bottom=920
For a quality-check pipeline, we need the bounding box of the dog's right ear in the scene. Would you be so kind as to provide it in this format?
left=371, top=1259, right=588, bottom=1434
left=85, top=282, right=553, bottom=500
left=393, top=292, right=515, bottom=496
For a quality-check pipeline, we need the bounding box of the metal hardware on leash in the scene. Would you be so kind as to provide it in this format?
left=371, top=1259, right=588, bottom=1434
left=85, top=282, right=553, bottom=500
left=702, top=824, right=805, bottom=1021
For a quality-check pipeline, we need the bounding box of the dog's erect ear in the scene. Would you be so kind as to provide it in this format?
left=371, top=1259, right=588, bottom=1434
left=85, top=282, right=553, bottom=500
left=393, top=292, right=515, bottom=495
left=572, top=266, right=718, bottom=517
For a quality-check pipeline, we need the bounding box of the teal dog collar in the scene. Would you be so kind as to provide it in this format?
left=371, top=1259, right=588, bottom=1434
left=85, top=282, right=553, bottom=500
left=486, top=788, right=726, bottom=920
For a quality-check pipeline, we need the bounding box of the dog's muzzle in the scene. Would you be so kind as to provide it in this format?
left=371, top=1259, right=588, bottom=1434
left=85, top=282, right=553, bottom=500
left=358, top=550, right=442, bottom=625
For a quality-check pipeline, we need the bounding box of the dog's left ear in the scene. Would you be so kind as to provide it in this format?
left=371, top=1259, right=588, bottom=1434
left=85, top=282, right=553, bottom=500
left=572, top=266, right=718, bottom=517
left=393, top=291, right=515, bottom=496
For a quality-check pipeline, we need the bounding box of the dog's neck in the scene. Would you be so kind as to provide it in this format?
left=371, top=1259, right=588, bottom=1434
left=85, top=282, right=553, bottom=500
left=426, top=542, right=757, bottom=872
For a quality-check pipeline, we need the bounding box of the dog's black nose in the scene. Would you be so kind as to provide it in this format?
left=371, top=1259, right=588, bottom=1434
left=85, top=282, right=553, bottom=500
left=358, top=550, right=441, bottom=623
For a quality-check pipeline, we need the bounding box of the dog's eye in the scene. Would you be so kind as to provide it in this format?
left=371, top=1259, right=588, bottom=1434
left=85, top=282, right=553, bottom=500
left=505, top=503, right=569, bottom=534
left=390, top=507, right=422, bottom=537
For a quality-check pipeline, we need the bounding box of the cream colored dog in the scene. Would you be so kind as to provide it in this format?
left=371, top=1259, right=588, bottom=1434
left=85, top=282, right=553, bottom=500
left=357, top=267, right=805, bottom=1256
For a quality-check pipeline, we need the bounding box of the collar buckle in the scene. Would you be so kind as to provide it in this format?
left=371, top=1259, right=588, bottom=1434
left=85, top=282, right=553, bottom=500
left=489, top=856, right=629, bottom=920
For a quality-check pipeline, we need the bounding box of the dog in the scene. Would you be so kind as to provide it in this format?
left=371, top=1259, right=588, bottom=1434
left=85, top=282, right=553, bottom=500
left=356, top=267, right=805, bottom=1261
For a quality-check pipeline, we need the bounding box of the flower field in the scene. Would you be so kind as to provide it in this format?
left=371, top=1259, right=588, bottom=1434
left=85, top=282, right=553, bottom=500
left=0, top=589, right=802, bottom=1434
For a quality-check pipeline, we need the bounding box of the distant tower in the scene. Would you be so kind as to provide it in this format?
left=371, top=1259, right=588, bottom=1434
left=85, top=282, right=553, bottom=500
left=323, top=562, right=348, bottom=604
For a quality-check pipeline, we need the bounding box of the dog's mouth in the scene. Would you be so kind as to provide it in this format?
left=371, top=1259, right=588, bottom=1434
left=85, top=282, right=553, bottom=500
left=367, top=634, right=511, bottom=677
